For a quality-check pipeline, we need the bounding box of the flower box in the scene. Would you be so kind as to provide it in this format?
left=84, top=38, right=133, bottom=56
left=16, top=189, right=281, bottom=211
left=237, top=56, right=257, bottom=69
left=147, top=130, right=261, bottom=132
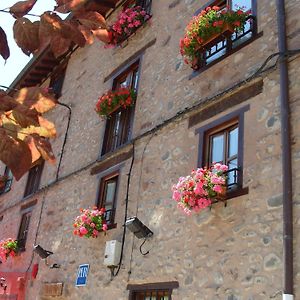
left=95, top=88, right=136, bottom=118
left=180, top=6, right=250, bottom=69
left=172, top=163, right=228, bottom=216
left=200, top=23, right=234, bottom=49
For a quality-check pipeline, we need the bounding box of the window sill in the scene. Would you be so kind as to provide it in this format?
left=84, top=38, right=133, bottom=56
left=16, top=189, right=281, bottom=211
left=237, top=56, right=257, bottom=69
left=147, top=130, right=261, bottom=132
left=189, top=31, right=263, bottom=80
left=0, top=188, right=11, bottom=197
left=107, top=223, right=117, bottom=230
left=225, top=186, right=249, bottom=200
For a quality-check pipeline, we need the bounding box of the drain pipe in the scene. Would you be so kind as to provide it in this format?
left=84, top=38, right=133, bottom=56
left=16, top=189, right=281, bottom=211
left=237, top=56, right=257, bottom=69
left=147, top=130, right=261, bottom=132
left=276, top=1, right=294, bottom=299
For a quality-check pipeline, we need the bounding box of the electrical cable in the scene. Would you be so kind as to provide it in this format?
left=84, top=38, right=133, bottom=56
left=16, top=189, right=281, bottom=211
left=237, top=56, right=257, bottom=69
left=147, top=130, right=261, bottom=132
left=112, top=141, right=135, bottom=278
left=56, top=102, right=72, bottom=180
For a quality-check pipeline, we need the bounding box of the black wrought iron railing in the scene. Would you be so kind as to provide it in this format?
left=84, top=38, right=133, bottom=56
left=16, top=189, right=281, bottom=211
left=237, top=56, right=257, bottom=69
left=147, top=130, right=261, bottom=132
left=197, top=16, right=258, bottom=69
left=224, top=167, right=241, bottom=190
left=0, top=179, right=13, bottom=196
left=104, top=209, right=116, bottom=226
left=136, top=0, right=152, bottom=14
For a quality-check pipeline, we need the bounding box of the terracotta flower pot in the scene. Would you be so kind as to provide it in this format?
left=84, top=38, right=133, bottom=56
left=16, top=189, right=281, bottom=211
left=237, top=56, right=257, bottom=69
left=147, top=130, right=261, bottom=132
left=201, top=23, right=235, bottom=48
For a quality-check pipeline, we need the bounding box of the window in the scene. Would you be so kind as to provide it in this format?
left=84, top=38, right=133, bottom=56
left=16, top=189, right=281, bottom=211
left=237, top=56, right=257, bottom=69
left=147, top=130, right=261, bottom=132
left=24, top=160, right=44, bottom=198
left=194, top=0, right=257, bottom=70
left=17, top=212, right=31, bottom=252
left=0, top=167, right=13, bottom=195
left=204, top=120, right=239, bottom=187
left=97, top=173, right=119, bottom=227
left=196, top=105, right=249, bottom=193
left=124, top=0, right=152, bottom=14
left=102, top=62, right=140, bottom=155
left=49, top=62, right=68, bottom=98
left=128, top=282, right=179, bottom=300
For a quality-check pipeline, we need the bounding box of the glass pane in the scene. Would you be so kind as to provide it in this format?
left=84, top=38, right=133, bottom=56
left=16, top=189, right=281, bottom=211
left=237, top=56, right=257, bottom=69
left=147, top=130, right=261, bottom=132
left=206, top=41, right=227, bottom=64
left=232, top=0, right=251, bottom=11
left=228, top=159, right=238, bottom=185
left=211, top=134, right=224, bottom=163
left=105, top=181, right=116, bottom=204
left=132, top=70, right=139, bottom=90
left=229, top=127, right=238, bottom=157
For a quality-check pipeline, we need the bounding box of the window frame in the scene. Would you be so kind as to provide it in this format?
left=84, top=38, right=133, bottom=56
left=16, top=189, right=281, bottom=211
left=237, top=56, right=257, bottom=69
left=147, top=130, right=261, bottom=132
left=0, top=167, right=13, bottom=196
left=49, top=60, right=68, bottom=99
left=196, top=105, right=249, bottom=195
left=17, top=212, right=31, bottom=252
left=97, top=172, right=120, bottom=228
left=192, top=0, right=259, bottom=72
left=23, top=160, right=45, bottom=198
left=101, top=60, right=141, bottom=156
left=127, top=282, right=179, bottom=300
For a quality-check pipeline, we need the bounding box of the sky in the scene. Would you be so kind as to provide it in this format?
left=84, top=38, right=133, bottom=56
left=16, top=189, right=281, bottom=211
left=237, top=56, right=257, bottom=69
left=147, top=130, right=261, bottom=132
left=0, top=0, right=57, bottom=89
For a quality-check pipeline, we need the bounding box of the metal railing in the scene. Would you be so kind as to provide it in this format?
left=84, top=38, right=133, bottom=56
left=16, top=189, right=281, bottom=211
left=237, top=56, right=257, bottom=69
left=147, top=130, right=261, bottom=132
left=224, top=167, right=241, bottom=189
left=198, top=16, right=258, bottom=69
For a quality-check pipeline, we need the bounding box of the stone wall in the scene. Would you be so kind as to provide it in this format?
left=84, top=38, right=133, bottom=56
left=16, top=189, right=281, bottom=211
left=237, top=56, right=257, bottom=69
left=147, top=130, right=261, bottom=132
left=0, top=0, right=300, bottom=299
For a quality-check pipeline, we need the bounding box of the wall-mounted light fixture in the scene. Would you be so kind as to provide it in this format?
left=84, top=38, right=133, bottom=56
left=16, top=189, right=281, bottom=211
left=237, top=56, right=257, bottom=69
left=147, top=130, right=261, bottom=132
left=33, top=245, right=60, bottom=268
left=125, top=217, right=153, bottom=256
left=125, top=217, right=153, bottom=239
left=33, top=245, right=53, bottom=259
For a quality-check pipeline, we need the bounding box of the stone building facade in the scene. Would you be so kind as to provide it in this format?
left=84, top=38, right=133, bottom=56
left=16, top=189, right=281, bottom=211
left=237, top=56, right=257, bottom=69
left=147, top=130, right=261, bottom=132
left=0, top=0, right=300, bottom=299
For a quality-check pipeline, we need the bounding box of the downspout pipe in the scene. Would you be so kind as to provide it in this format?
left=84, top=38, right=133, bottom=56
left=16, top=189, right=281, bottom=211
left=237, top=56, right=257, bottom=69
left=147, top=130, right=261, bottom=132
left=276, top=0, right=294, bottom=299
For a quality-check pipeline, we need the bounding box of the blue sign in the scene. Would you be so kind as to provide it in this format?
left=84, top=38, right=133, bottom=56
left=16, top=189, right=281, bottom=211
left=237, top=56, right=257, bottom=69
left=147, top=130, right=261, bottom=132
left=75, top=264, right=90, bottom=286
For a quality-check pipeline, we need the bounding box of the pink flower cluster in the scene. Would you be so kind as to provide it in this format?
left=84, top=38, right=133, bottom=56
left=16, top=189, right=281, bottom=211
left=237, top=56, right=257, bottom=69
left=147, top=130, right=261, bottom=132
left=110, top=6, right=151, bottom=45
left=172, top=163, right=228, bottom=215
left=0, top=238, right=18, bottom=262
left=73, top=207, right=108, bottom=238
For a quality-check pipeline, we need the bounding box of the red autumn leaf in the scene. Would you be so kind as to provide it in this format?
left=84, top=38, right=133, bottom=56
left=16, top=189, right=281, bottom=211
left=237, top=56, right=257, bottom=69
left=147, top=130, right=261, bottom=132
left=0, top=27, right=10, bottom=61
left=32, top=134, right=56, bottom=163
left=9, top=0, right=38, bottom=18
left=51, top=35, right=72, bottom=58
left=0, top=128, right=32, bottom=181
left=0, top=91, right=18, bottom=112
left=14, top=86, right=57, bottom=113
left=11, top=105, right=39, bottom=128
left=25, top=134, right=56, bottom=164
left=55, top=0, right=88, bottom=13
left=75, top=11, right=107, bottom=30
left=61, top=20, right=86, bottom=47
left=13, top=18, right=39, bottom=56
left=24, top=135, right=41, bottom=163
left=78, top=25, right=94, bottom=44
left=92, top=28, right=111, bottom=44
left=39, top=12, right=63, bottom=38
left=20, top=116, right=56, bottom=138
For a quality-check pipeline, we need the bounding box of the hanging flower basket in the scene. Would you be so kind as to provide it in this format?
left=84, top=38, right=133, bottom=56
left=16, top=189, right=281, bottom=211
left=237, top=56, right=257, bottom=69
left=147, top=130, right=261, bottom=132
left=0, top=175, right=8, bottom=190
left=180, top=6, right=250, bottom=68
left=172, top=163, right=228, bottom=216
left=95, top=88, right=136, bottom=118
left=0, top=238, right=18, bottom=262
left=73, top=207, right=108, bottom=238
left=108, top=5, right=151, bottom=46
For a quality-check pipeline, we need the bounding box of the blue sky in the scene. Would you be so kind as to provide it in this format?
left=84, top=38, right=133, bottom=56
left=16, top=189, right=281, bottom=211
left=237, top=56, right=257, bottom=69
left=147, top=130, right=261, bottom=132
left=0, top=0, right=57, bottom=88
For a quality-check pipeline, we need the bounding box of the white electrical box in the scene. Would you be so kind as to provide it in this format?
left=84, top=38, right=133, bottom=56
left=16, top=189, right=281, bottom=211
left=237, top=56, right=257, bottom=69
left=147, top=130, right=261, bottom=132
left=103, top=240, right=122, bottom=267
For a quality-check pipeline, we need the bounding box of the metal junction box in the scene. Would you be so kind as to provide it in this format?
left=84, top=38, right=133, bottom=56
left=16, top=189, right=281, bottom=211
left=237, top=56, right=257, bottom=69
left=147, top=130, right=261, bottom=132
left=103, top=240, right=122, bottom=267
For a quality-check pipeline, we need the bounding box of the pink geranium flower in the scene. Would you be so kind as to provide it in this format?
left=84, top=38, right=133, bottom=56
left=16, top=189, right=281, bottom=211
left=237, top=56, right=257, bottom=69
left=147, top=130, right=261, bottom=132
left=171, top=163, right=228, bottom=216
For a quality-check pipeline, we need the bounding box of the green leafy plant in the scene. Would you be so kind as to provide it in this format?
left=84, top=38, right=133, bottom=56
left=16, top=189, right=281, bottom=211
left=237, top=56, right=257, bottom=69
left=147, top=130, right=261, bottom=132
left=180, top=6, right=250, bottom=68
